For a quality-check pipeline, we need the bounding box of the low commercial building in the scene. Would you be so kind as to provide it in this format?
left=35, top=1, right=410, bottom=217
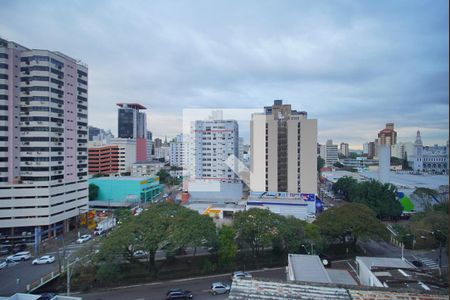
left=187, top=179, right=243, bottom=204
left=355, top=256, right=445, bottom=292
left=131, top=161, right=165, bottom=177
left=246, top=192, right=317, bottom=221
left=88, top=176, right=162, bottom=208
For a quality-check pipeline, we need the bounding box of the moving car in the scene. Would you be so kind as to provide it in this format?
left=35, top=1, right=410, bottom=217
left=210, top=282, right=231, bottom=295
left=76, top=234, right=92, bottom=244
left=32, top=255, right=55, bottom=265
left=0, top=259, right=7, bottom=269
left=232, top=271, right=252, bottom=280
left=166, top=288, right=193, bottom=299
left=7, top=251, right=31, bottom=262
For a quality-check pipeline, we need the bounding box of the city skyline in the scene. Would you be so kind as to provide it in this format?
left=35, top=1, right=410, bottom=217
left=1, top=0, right=448, bottom=148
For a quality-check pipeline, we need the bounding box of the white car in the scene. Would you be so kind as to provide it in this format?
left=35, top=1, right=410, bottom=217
left=210, top=282, right=231, bottom=295
left=32, top=255, right=55, bottom=265
left=7, top=251, right=31, bottom=262
left=76, top=234, right=92, bottom=244
left=232, top=271, right=252, bottom=280
left=0, top=259, right=7, bottom=269
left=133, top=250, right=149, bottom=258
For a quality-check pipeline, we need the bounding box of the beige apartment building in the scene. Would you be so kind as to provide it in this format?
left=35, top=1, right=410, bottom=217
left=250, top=100, right=317, bottom=194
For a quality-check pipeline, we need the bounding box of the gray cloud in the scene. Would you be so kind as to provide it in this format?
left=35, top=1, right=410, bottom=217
left=0, top=0, right=448, bottom=148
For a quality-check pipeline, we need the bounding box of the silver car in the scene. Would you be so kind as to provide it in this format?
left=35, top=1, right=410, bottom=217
left=7, top=251, right=31, bottom=262
left=210, top=282, right=231, bottom=295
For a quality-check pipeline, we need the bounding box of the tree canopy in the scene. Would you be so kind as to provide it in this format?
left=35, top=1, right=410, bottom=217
left=88, top=183, right=99, bottom=200
left=332, top=177, right=403, bottom=219
left=314, top=203, right=389, bottom=245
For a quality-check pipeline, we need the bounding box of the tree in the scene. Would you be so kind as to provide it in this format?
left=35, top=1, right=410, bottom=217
left=333, top=162, right=344, bottom=168
left=217, top=225, right=237, bottom=266
left=317, top=156, right=325, bottom=173
left=349, top=152, right=358, bottom=159
left=233, top=208, right=280, bottom=257
left=352, top=180, right=403, bottom=219
left=89, top=184, right=99, bottom=200
left=276, top=216, right=308, bottom=254
left=402, top=152, right=411, bottom=170
left=332, top=177, right=403, bottom=219
left=314, top=203, right=388, bottom=245
left=332, top=176, right=358, bottom=200
left=114, top=208, right=132, bottom=224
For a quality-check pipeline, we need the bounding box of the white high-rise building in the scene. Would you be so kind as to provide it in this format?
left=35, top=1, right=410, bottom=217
left=189, top=119, right=239, bottom=180
left=250, top=100, right=317, bottom=194
left=339, top=142, right=349, bottom=157
left=320, top=140, right=339, bottom=167
left=169, top=134, right=184, bottom=168
left=0, top=38, right=88, bottom=243
left=110, top=138, right=136, bottom=173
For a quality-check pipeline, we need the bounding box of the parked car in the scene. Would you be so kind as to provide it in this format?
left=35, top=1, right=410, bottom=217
left=133, top=250, right=148, bottom=258
left=232, top=271, right=252, bottom=280
left=210, top=282, right=231, bottom=295
left=32, top=255, right=55, bottom=265
left=12, top=243, right=27, bottom=253
left=7, top=251, right=31, bottom=262
left=0, top=259, right=7, bottom=269
left=76, top=234, right=92, bottom=244
left=166, top=288, right=193, bottom=299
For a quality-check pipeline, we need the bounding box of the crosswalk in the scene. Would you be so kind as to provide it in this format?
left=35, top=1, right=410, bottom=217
left=420, top=257, right=440, bottom=270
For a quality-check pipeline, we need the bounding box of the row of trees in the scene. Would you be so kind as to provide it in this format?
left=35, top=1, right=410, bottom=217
left=394, top=200, right=448, bottom=249
left=332, top=176, right=403, bottom=219
left=96, top=201, right=389, bottom=281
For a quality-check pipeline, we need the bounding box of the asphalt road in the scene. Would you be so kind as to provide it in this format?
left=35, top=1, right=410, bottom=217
left=0, top=238, right=94, bottom=296
left=79, top=267, right=286, bottom=300
left=0, top=258, right=58, bottom=296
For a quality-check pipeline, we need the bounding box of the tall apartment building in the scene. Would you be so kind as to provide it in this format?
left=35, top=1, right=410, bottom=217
left=117, top=103, right=146, bottom=139
left=368, top=141, right=376, bottom=159
left=117, top=103, right=147, bottom=161
left=250, top=100, right=317, bottom=194
left=110, top=138, right=136, bottom=173
left=169, top=134, right=184, bottom=168
left=0, top=38, right=88, bottom=242
left=339, top=142, right=349, bottom=158
left=320, top=140, right=339, bottom=167
left=189, top=119, right=239, bottom=180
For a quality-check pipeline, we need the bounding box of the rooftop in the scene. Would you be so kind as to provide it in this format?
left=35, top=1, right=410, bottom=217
left=116, top=103, right=147, bottom=110
left=228, top=278, right=448, bottom=300
left=288, top=254, right=332, bottom=283
left=356, top=256, right=416, bottom=270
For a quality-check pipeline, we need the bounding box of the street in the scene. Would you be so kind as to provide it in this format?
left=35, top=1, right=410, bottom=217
left=0, top=238, right=93, bottom=296
left=359, top=240, right=448, bottom=271
left=79, top=267, right=286, bottom=300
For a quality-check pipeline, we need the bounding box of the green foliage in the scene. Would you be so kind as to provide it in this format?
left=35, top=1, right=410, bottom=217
left=114, top=208, right=132, bottom=224
left=88, top=183, right=99, bottom=200
left=97, top=202, right=217, bottom=276
left=390, top=156, right=403, bottom=166
left=96, top=263, right=122, bottom=283
left=333, top=162, right=344, bottom=168
left=348, top=152, right=358, bottom=159
left=218, top=225, right=237, bottom=266
left=157, top=169, right=180, bottom=186
left=233, top=208, right=281, bottom=256
left=332, top=177, right=403, bottom=219
left=317, top=156, right=325, bottom=172
left=92, top=173, right=108, bottom=178
left=402, top=153, right=412, bottom=170
left=276, top=216, right=307, bottom=254
left=314, top=203, right=389, bottom=245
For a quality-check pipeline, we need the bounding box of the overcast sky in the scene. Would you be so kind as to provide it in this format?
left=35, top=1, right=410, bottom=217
left=1, top=0, right=448, bottom=148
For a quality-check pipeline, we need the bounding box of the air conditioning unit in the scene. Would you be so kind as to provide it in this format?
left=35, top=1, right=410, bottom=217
left=37, top=121, right=42, bottom=124
left=36, top=162, right=41, bottom=165
left=26, top=152, right=32, bottom=154
left=25, top=161, right=31, bottom=165
left=37, top=151, right=41, bottom=154
left=25, top=121, right=29, bottom=125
